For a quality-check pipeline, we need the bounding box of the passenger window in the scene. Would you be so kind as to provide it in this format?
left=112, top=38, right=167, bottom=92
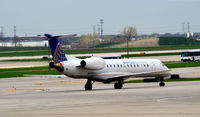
left=110, top=65, right=112, bottom=67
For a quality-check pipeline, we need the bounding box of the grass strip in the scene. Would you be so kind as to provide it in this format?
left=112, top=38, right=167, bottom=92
left=0, top=69, right=61, bottom=78
left=0, top=59, right=49, bottom=62
left=122, top=52, right=180, bottom=58
left=165, top=61, right=200, bottom=68
left=0, top=66, right=49, bottom=72
left=1, top=45, right=200, bottom=57
left=126, top=78, right=200, bottom=83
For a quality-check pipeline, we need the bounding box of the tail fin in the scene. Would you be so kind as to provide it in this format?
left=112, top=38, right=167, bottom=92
left=44, top=34, right=67, bottom=64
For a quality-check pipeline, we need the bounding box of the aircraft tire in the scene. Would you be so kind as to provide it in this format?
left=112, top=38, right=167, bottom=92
left=114, top=83, right=122, bottom=89
left=159, top=82, right=165, bottom=87
left=85, top=84, right=92, bottom=90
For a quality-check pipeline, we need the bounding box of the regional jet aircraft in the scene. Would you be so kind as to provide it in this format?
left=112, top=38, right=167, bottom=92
left=45, top=34, right=170, bottom=90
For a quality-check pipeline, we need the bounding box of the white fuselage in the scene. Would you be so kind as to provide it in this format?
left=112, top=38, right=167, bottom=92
left=61, top=58, right=170, bottom=81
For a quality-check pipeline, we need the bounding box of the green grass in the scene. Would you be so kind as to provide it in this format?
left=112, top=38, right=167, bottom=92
left=0, top=66, right=49, bottom=72
left=0, top=70, right=61, bottom=78
left=126, top=78, right=200, bottom=83
left=0, top=47, right=48, bottom=51
left=0, top=66, right=61, bottom=78
left=165, top=61, right=200, bottom=68
left=122, top=52, right=180, bottom=58
left=159, top=37, right=200, bottom=45
left=165, top=78, right=200, bottom=82
left=0, top=59, right=50, bottom=62
left=0, top=56, right=89, bottom=62
left=0, top=45, right=200, bottom=57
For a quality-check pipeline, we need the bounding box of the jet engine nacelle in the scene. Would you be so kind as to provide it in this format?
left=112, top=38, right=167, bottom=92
left=80, top=57, right=105, bottom=70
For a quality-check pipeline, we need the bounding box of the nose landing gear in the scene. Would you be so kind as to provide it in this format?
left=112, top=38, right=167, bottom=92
left=159, top=77, right=165, bottom=87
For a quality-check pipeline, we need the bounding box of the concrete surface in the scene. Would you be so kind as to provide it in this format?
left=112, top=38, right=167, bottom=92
left=171, top=67, right=200, bottom=78
left=0, top=77, right=200, bottom=117
left=0, top=62, right=48, bottom=68
left=134, top=55, right=180, bottom=62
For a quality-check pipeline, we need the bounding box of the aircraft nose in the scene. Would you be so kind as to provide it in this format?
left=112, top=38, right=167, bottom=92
left=164, top=66, right=169, bottom=70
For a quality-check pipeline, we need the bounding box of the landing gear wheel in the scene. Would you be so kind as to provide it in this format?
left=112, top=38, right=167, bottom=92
left=159, top=82, right=165, bottom=87
left=159, top=77, right=165, bottom=87
left=85, top=83, right=92, bottom=90
left=114, top=83, right=122, bottom=89
left=85, top=79, right=92, bottom=90
left=114, top=80, right=123, bottom=89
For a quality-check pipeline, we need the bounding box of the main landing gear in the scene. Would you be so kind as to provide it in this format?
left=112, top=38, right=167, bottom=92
left=114, top=80, right=124, bottom=89
left=85, top=79, right=93, bottom=90
left=159, top=77, right=165, bottom=87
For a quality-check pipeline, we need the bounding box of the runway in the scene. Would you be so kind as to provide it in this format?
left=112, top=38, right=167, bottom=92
left=0, top=77, right=200, bottom=117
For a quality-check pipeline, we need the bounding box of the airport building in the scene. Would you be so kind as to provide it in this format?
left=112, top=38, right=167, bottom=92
left=0, top=36, right=48, bottom=47
left=0, top=40, right=48, bottom=47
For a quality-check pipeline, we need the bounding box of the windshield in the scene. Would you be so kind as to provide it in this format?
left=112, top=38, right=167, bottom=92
left=181, top=52, right=191, bottom=57
left=181, top=51, right=200, bottom=57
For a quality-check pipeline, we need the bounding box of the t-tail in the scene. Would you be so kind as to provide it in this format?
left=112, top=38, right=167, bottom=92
left=44, top=34, right=67, bottom=64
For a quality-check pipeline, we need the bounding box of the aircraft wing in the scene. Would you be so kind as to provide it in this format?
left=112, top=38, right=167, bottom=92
left=100, top=70, right=170, bottom=81
left=25, top=75, right=68, bottom=78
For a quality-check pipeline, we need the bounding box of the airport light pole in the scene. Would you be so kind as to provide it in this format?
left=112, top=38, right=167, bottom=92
left=126, top=34, right=132, bottom=59
left=116, top=35, right=131, bottom=58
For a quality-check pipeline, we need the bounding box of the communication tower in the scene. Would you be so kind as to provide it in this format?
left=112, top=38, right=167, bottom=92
left=100, top=19, right=104, bottom=42
left=14, top=26, right=17, bottom=37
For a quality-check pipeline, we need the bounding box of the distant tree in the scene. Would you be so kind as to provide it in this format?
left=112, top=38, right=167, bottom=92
left=122, top=26, right=138, bottom=40
left=80, top=33, right=100, bottom=48
left=121, top=26, right=138, bottom=57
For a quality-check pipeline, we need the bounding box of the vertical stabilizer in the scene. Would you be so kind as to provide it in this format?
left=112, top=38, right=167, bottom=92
left=44, top=34, right=67, bottom=64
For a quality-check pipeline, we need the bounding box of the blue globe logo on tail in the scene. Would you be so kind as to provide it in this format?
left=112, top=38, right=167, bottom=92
left=54, top=43, right=67, bottom=63
left=44, top=34, right=67, bottom=64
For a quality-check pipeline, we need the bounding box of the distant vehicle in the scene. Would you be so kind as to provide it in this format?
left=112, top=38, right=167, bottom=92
left=45, top=34, right=170, bottom=90
left=181, top=49, right=200, bottom=62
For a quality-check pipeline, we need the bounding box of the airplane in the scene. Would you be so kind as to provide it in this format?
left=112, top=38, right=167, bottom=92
left=45, top=34, right=171, bottom=90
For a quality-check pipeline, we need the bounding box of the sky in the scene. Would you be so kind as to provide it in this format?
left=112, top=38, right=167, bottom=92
left=0, top=0, right=200, bottom=37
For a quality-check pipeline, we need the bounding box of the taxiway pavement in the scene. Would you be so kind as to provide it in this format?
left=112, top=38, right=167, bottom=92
left=0, top=77, right=200, bottom=117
